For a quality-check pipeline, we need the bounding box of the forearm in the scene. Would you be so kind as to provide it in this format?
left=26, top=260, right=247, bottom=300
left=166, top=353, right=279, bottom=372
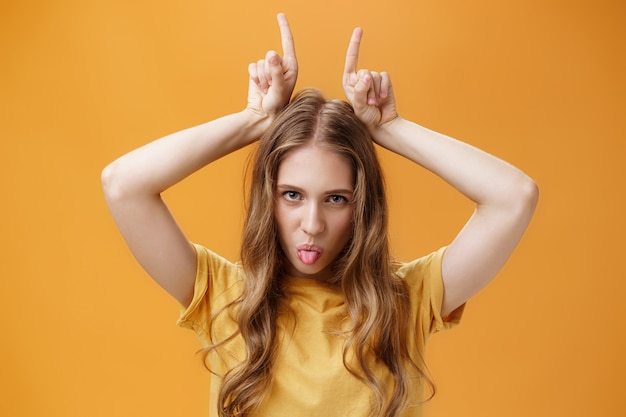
left=102, top=110, right=269, bottom=199
left=373, top=117, right=537, bottom=208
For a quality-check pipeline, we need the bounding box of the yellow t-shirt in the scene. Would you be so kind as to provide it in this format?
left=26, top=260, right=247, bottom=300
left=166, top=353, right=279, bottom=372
left=177, top=244, right=463, bottom=417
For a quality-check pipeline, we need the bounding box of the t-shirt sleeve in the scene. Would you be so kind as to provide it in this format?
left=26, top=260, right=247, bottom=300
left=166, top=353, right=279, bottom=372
left=176, top=244, right=243, bottom=345
left=396, top=247, right=465, bottom=338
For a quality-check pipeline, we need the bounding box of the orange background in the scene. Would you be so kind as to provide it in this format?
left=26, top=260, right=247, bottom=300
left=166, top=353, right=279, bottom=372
left=1, top=0, right=624, bottom=416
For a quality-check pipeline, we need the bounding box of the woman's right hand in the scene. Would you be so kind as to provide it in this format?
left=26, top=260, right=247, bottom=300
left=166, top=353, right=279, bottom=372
left=246, top=13, right=298, bottom=120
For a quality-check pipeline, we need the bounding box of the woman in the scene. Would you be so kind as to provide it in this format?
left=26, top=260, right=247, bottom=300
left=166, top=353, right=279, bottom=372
left=102, top=13, right=538, bottom=417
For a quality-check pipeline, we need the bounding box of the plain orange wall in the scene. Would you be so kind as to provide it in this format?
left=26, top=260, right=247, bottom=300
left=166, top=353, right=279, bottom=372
left=1, top=0, right=624, bottom=416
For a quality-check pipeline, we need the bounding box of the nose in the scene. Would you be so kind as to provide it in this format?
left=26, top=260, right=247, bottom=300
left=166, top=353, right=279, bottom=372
left=301, top=202, right=325, bottom=236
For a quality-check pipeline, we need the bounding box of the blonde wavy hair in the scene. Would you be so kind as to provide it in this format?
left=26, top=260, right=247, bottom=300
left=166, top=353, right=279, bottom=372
left=205, top=89, right=434, bottom=417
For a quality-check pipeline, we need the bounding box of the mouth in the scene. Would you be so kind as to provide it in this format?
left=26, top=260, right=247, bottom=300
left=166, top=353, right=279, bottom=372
left=296, top=244, right=323, bottom=265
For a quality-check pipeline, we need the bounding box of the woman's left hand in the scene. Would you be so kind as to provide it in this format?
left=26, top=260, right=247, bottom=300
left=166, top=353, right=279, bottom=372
left=342, top=28, right=398, bottom=131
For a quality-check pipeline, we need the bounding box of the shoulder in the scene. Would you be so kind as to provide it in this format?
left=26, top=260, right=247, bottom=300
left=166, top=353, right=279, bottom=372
left=177, top=244, right=244, bottom=334
left=192, top=243, right=244, bottom=287
left=393, top=247, right=464, bottom=333
left=190, top=244, right=245, bottom=309
left=393, top=247, right=447, bottom=286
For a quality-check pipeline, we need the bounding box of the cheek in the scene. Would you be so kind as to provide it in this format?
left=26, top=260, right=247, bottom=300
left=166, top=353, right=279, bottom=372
left=274, top=204, right=294, bottom=236
left=334, top=211, right=354, bottom=241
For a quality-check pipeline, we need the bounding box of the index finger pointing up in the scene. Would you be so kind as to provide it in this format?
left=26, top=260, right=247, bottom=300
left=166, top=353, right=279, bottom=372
left=277, top=13, right=296, bottom=58
left=343, top=27, right=363, bottom=76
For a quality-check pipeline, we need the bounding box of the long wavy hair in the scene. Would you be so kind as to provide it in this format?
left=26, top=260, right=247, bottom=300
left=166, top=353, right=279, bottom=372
left=206, top=89, right=434, bottom=417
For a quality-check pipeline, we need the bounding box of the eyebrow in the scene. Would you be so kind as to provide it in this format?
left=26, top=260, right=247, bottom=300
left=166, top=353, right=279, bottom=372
left=276, top=184, right=353, bottom=195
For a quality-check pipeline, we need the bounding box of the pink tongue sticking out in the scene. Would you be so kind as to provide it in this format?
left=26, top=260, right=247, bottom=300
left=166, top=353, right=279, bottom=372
left=298, top=250, right=321, bottom=265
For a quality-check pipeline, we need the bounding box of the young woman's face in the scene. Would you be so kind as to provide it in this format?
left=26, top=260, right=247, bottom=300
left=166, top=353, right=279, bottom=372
left=274, top=144, right=354, bottom=281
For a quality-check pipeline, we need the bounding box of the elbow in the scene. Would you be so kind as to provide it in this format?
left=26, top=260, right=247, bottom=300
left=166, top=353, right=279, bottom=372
left=510, top=175, right=539, bottom=219
left=520, top=176, right=539, bottom=210
left=101, top=160, right=129, bottom=203
left=101, top=159, right=160, bottom=208
left=101, top=162, right=115, bottom=199
left=482, top=172, right=539, bottom=214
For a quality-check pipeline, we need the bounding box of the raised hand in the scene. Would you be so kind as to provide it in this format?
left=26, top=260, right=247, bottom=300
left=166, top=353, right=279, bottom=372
left=246, top=13, right=298, bottom=119
left=342, top=28, right=398, bottom=130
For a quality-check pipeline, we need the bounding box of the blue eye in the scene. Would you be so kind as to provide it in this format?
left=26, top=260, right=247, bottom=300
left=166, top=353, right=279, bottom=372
left=328, top=195, right=349, bottom=204
left=283, top=191, right=301, bottom=201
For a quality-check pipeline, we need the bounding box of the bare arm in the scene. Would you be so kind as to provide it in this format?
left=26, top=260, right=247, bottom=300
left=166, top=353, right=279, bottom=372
left=343, top=28, right=538, bottom=316
left=102, top=14, right=298, bottom=307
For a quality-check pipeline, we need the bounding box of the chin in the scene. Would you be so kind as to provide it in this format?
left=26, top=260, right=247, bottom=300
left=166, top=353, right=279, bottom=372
left=290, top=263, right=330, bottom=280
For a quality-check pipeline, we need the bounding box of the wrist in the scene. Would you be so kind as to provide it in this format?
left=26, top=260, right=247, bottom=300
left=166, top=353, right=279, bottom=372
left=370, top=116, right=404, bottom=144
left=239, top=108, right=274, bottom=141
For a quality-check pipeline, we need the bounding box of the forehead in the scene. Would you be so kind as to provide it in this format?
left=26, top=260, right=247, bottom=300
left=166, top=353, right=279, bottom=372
left=277, top=145, right=353, bottom=189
